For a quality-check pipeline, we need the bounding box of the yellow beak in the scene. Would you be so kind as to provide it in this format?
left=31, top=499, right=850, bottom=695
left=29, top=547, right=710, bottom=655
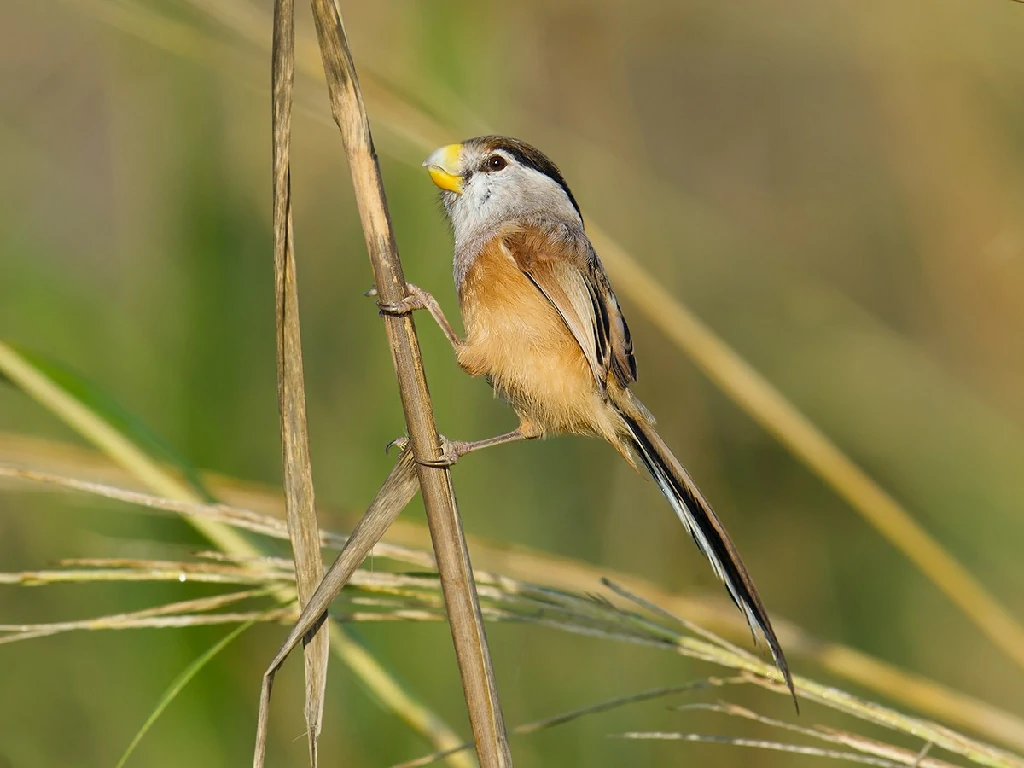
left=423, top=144, right=464, bottom=194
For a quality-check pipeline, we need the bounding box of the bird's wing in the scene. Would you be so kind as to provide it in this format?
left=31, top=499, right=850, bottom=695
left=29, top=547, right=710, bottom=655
left=590, top=259, right=637, bottom=386
left=501, top=225, right=637, bottom=391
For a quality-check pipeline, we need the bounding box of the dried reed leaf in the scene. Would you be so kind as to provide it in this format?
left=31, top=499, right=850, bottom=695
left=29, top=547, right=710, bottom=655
left=393, top=678, right=734, bottom=768
left=270, top=0, right=328, bottom=761
left=678, top=703, right=960, bottom=768
left=4, top=442, right=1024, bottom=756
left=5, top=467, right=1024, bottom=768
left=252, top=450, right=429, bottom=768
left=0, top=465, right=425, bottom=564
left=617, top=731, right=908, bottom=767
left=0, top=590, right=271, bottom=644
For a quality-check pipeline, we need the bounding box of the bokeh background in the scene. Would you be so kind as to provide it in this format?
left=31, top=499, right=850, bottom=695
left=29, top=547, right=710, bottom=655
left=3, top=0, right=1024, bottom=766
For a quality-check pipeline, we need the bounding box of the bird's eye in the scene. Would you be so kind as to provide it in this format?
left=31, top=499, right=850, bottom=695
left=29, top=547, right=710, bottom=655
left=484, top=154, right=507, bottom=172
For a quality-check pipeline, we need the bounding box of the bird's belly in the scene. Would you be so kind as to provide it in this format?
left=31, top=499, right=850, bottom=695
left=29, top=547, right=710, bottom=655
left=457, top=248, right=605, bottom=436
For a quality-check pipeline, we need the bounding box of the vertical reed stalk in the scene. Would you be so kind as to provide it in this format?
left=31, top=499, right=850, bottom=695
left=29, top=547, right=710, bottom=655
left=305, top=1, right=512, bottom=764
left=269, top=0, right=328, bottom=762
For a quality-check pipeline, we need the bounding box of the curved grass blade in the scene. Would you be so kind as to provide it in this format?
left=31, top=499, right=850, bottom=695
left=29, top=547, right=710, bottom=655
left=0, top=340, right=239, bottom=550
left=114, top=619, right=256, bottom=768
left=2, top=343, right=214, bottom=501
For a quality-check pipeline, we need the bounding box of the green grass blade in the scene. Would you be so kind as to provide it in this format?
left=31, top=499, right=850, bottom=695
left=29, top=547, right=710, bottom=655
left=3, top=343, right=214, bottom=500
left=114, top=619, right=256, bottom=768
left=0, top=340, right=250, bottom=553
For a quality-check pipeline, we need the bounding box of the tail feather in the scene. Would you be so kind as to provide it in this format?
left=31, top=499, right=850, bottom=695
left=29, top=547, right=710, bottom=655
left=617, top=404, right=797, bottom=708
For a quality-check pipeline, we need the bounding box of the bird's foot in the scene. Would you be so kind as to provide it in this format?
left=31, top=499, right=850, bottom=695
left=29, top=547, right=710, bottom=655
left=386, top=429, right=529, bottom=468
left=366, top=283, right=434, bottom=317
left=386, top=434, right=462, bottom=468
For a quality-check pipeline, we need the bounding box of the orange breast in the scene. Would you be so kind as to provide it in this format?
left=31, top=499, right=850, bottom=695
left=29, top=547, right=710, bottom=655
left=456, top=237, right=613, bottom=438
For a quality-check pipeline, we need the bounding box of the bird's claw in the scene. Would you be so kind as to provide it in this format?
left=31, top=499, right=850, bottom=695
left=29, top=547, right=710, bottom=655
left=385, top=434, right=462, bottom=468
left=385, top=436, right=410, bottom=455
left=367, top=283, right=431, bottom=317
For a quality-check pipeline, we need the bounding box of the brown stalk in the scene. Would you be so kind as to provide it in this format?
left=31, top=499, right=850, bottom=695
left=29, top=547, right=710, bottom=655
left=286, top=0, right=510, bottom=765
left=269, top=0, right=329, bottom=763
left=260, top=8, right=455, bottom=761
left=252, top=450, right=423, bottom=768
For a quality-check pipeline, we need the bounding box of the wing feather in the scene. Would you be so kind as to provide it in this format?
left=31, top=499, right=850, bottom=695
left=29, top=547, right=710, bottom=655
left=501, top=225, right=636, bottom=391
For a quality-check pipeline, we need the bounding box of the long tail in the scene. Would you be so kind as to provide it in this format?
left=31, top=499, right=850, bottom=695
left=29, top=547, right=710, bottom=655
left=615, top=399, right=797, bottom=707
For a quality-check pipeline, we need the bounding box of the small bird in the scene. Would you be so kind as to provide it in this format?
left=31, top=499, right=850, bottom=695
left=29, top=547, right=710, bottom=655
left=403, top=135, right=794, bottom=701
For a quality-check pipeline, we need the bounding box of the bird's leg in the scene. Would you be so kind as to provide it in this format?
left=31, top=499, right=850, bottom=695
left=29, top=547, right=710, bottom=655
left=374, top=283, right=541, bottom=464
left=369, top=283, right=461, bottom=351
left=448, top=428, right=534, bottom=456
left=387, top=427, right=536, bottom=468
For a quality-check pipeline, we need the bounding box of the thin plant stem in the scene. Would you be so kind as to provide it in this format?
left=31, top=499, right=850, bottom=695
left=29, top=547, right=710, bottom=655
left=302, top=0, right=511, bottom=765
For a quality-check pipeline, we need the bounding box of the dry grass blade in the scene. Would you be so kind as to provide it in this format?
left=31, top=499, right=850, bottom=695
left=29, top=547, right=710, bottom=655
left=523, top=581, right=1023, bottom=768
left=253, top=450, right=429, bottom=768
left=0, top=465, right=299, bottom=540
left=0, top=611, right=292, bottom=643
left=0, top=464, right=433, bottom=568
left=392, top=678, right=733, bottom=768
left=617, top=731, right=909, bottom=767
left=0, top=564, right=289, bottom=587
left=602, top=578, right=757, bottom=666
left=5, top=444, right=1024, bottom=756
left=511, top=679, right=724, bottom=737
left=0, top=590, right=271, bottom=644
left=270, top=0, right=328, bottom=761
left=303, top=0, right=510, bottom=765
left=5, top=466, right=1024, bottom=768
left=677, top=703, right=959, bottom=768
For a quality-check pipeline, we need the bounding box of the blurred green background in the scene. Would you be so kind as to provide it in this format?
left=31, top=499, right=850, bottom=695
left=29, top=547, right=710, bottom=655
left=3, top=0, right=1024, bottom=765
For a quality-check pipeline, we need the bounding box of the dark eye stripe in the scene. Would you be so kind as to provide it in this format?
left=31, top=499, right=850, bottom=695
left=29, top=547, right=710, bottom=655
left=503, top=147, right=581, bottom=217
left=467, top=136, right=583, bottom=219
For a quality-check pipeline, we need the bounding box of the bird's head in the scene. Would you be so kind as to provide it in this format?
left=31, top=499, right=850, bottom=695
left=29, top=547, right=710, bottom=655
left=423, top=136, right=582, bottom=245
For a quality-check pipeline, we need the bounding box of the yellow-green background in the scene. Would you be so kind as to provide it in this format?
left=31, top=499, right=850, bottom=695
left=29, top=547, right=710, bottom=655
left=2, top=0, right=1023, bottom=765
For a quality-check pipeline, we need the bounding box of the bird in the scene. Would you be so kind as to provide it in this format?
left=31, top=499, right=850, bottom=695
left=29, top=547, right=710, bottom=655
left=395, top=135, right=795, bottom=703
